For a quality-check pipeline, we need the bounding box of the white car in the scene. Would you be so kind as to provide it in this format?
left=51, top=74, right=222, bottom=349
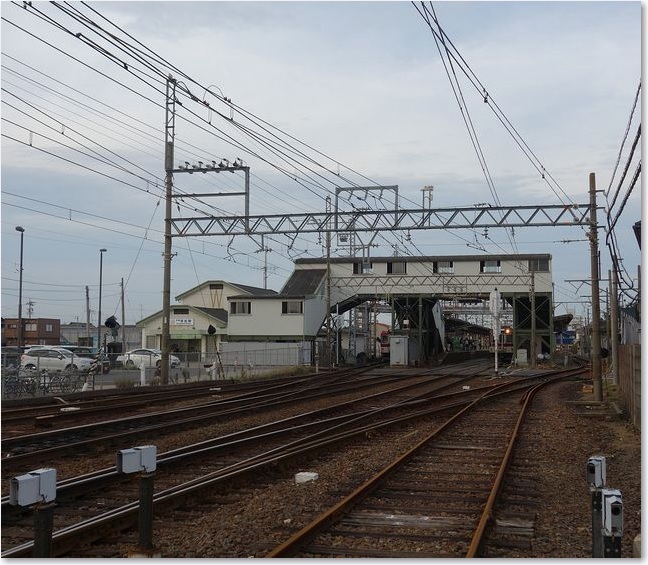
left=117, top=348, right=181, bottom=368
left=20, top=347, right=94, bottom=372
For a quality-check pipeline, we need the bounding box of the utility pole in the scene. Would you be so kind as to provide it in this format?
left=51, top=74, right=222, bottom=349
left=256, top=235, right=271, bottom=289
left=121, top=278, right=127, bottom=355
left=610, top=268, right=619, bottom=385
left=161, top=75, right=250, bottom=385
left=530, top=266, right=536, bottom=368
left=325, top=196, right=332, bottom=368
left=589, top=173, right=603, bottom=402
left=85, top=286, right=91, bottom=341
left=161, top=75, right=177, bottom=386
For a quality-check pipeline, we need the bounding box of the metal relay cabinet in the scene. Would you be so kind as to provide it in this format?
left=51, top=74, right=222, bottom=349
left=389, top=336, right=409, bottom=366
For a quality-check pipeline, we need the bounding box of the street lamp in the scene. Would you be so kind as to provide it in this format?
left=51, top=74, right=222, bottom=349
left=15, top=227, right=24, bottom=349
left=98, top=249, right=107, bottom=352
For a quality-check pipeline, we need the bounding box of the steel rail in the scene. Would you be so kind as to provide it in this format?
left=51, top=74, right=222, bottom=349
left=1, top=373, right=478, bottom=516
left=1, top=367, right=394, bottom=458
left=465, top=378, right=554, bottom=557
left=1, top=373, right=468, bottom=509
left=265, top=368, right=585, bottom=557
left=1, top=378, right=518, bottom=557
left=2, top=368, right=585, bottom=557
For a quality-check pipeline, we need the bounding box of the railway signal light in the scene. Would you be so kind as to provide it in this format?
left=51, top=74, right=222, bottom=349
left=105, top=316, right=120, bottom=338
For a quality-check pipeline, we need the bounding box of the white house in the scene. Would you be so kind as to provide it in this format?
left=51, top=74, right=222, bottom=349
left=136, top=253, right=554, bottom=366
left=225, top=253, right=554, bottom=363
left=137, top=281, right=275, bottom=357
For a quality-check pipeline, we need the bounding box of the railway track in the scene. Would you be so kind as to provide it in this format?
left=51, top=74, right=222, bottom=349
left=265, top=369, right=585, bottom=558
left=1, top=367, right=400, bottom=461
left=2, top=365, right=585, bottom=557
left=0, top=367, right=363, bottom=427
left=1, top=366, right=496, bottom=473
left=1, top=378, right=525, bottom=555
left=1, top=373, right=494, bottom=515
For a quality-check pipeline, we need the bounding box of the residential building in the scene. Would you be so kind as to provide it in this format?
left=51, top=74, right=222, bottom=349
left=1, top=318, right=60, bottom=346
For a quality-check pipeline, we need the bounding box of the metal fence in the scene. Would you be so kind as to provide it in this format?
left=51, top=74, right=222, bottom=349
left=1, top=343, right=316, bottom=396
left=2, top=367, right=89, bottom=398
left=171, top=342, right=314, bottom=381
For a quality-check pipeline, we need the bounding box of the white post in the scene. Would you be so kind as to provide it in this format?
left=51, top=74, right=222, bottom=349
left=494, top=314, right=499, bottom=376
left=140, top=363, right=146, bottom=386
left=489, top=288, right=501, bottom=376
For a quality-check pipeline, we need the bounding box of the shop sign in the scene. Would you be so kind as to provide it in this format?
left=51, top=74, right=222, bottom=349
left=173, top=318, right=194, bottom=326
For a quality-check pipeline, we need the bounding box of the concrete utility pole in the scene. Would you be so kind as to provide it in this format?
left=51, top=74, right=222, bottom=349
left=121, top=278, right=127, bottom=355
left=161, top=75, right=177, bottom=386
left=325, top=196, right=332, bottom=367
left=161, top=75, right=250, bottom=385
left=610, top=268, right=619, bottom=385
left=85, top=286, right=91, bottom=341
left=15, top=226, right=25, bottom=349
left=530, top=266, right=537, bottom=368
left=589, top=173, right=603, bottom=402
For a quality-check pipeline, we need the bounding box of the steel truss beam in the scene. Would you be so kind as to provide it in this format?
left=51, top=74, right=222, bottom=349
left=169, top=204, right=591, bottom=237
left=331, top=273, right=534, bottom=297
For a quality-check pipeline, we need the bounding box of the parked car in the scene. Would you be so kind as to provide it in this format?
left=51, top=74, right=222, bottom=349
left=1, top=346, right=22, bottom=368
left=62, top=346, right=111, bottom=374
left=116, top=348, right=181, bottom=369
left=20, top=347, right=94, bottom=372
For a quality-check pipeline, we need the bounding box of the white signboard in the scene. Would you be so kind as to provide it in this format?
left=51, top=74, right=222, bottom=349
left=489, top=289, right=501, bottom=316
left=172, top=318, right=194, bottom=326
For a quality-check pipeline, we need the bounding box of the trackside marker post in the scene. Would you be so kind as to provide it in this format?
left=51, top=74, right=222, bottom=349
left=601, top=488, right=623, bottom=558
left=587, top=456, right=606, bottom=557
left=9, top=468, right=57, bottom=558
left=117, top=445, right=159, bottom=557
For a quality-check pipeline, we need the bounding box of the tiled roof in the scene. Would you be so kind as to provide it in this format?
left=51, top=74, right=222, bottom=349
left=280, top=269, right=326, bottom=296
left=194, top=307, right=228, bottom=324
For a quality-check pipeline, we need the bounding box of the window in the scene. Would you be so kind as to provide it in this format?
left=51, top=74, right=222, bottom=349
left=282, top=301, right=303, bottom=314
left=45, top=324, right=53, bottom=332
left=480, top=260, right=501, bottom=274
left=433, top=261, right=454, bottom=274
left=25, top=323, right=37, bottom=332
left=173, top=308, right=189, bottom=315
left=528, top=258, right=549, bottom=272
left=353, top=261, right=373, bottom=275
left=387, top=261, right=407, bottom=275
left=230, top=301, right=251, bottom=315
left=209, top=283, right=223, bottom=290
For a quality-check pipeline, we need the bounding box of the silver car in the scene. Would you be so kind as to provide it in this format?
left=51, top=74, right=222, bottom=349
left=20, top=347, right=94, bottom=372
left=116, top=348, right=181, bottom=368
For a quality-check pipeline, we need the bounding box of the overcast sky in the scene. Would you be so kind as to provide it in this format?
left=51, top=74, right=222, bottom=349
left=1, top=1, right=642, bottom=328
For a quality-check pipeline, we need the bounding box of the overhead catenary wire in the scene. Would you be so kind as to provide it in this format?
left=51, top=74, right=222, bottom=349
left=3, top=1, right=623, bottom=325
left=415, top=1, right=522, bottom=263
left=412, top=1, right=578, bottom=210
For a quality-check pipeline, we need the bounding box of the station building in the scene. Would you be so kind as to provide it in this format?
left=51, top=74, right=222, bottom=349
left=137, top=253, right=553, bottom=367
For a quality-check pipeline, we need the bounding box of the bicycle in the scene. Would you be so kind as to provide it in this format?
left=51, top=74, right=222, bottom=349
left=2, top=367, right=38, bottom=398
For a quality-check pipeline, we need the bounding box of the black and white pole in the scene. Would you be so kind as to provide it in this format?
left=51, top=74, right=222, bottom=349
left=117, top=445, right=158, bottom=557
left=9, top=468, right=57, bottom=558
